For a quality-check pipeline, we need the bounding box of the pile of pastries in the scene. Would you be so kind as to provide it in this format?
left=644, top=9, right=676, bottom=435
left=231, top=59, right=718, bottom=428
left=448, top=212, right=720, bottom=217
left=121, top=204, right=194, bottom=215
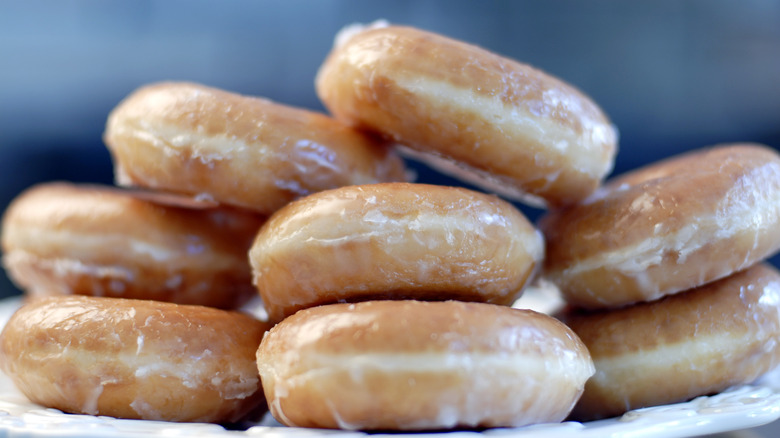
left=1, top=21, right=779, bottom=431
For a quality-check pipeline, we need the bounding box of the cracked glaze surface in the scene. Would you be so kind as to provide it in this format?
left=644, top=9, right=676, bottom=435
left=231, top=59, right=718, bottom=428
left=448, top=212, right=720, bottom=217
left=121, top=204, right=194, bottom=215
left=540, top=144, right=780, bottom=309
left=104, top=82, right=406, bottom=216
left=0, top=296, right=269, bottom=423
left=256, top=300, right=593, bottom=430
left=563, top=264, right=780, bottom=421
left=1, top=183, right=263, bottom=309
left=250, top=183, right=544, bottom=323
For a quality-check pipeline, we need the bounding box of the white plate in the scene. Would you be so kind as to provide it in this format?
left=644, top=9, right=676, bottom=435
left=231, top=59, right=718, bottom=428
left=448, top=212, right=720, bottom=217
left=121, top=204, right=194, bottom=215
left=0, top=296, right=779, bottom=438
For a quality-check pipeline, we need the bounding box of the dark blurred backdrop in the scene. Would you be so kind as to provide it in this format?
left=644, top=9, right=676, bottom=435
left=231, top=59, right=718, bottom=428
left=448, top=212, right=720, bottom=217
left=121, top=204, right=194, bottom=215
left=1, top=0, right=779, bottom=298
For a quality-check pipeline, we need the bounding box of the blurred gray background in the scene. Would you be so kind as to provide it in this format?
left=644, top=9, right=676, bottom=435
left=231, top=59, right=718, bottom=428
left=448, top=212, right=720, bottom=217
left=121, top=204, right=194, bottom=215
left=1, top=0, right=779, bottom=300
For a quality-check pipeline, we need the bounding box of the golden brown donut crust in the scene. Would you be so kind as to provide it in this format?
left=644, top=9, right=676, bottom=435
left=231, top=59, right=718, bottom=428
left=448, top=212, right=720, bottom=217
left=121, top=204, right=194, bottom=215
left=316, top=24, right=617, bottom=207
left=256, top=300, right=594, bottom=430
left=0, top=295, right=270, bottom=423
left=540, top=144, right=780, bottom=309
left=250, top=183, right=544, bottom=323
left=562, top=263, right=780, bottom=421
left=1, top=182, right=263, bottom=309
left=104, top=81, right=407, bottom=215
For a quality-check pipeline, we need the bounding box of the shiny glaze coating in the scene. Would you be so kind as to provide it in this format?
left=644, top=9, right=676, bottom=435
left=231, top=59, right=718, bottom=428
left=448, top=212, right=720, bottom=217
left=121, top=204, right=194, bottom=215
left=250, top=183, right=544, bottom=323
left=563, top=264, right=780, bottom=421
left=256, top=300, right=594, bottom=430
left=540, top=144, right=780, bottom=309
left=104, top=82, right=407, bottom=215
left=316, top=23, right=617, bottom=207
left=0, top=296, right=270, bottom=423
left=1, top=182, right=263, bottom=309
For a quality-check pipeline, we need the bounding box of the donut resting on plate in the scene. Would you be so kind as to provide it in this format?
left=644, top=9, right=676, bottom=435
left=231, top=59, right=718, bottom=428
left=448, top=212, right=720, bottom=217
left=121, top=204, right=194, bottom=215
left=0, top=296, right=269, bottom=423
left=256, top=300, right=594, bottom=430
left=563, top=264, right=780, bottom=420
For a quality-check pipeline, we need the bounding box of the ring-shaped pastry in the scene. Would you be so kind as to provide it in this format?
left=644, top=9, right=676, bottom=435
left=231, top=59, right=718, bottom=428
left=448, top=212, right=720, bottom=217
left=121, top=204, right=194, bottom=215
left=316, top=23, right=617, bottom=207
left=104, top=81, right=407, bottom=215
left=256, top=300, right=594, bottom=430
left=0, top=295, right=270, bottom=423
left=1, top=182, right=263, bottom=309
left=250, top=183, right=544, bottom=323
left=563, top=263, right=780, bottom=420
left=540, top=144, right=780, bottom=309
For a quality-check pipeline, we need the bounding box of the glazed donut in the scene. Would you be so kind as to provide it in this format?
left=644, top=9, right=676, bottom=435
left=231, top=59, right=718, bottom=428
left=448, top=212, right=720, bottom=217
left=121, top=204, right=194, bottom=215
left=256, top=300, right=594, bottom=430
left=562, top=263, right=780, bottom=421
left=1, top=182, right=263, bottom=309
left=539, top=144, right=780, bottom=309
left=315, top=23, right=617, bottom=208
left=0, top=295, right=269, bottom=423
left=250, top=182, right=544, bottom=323
left=104, top=81, right=407, bottom=215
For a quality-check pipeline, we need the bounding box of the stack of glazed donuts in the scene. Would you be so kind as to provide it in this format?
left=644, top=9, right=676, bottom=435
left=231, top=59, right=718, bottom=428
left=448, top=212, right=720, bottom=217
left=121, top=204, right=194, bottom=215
left=541, top=144, right=780, bottom=420
left=0, top=81, right=409, bottom=423
left=0, top=20, right=778, bottom=433
left=0, top=37, right=408, bottom=425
